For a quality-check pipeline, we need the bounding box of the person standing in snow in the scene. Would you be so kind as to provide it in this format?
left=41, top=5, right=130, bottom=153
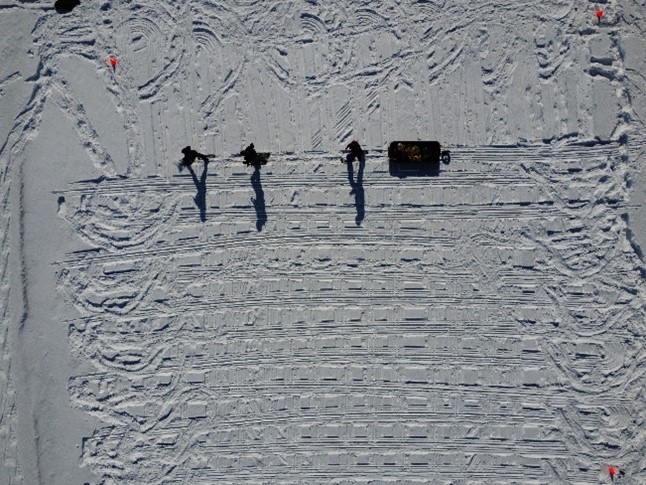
left=181, top=146, right=210, bottom=166
left=241, top=143, right=258, bottom=166
left=343, top=140, right=363, bottom=163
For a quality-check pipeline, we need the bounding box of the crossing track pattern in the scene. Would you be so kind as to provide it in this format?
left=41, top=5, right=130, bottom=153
left=57, top=143, right=646, bottom=483
left=0, top=0, right=645, bottom=483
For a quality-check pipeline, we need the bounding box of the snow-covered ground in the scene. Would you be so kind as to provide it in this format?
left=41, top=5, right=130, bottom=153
left=1, top=0, right=646, bottom=483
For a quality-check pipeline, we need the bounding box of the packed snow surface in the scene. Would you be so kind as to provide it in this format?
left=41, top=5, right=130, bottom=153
left=1, top=0, right=646, bottom=484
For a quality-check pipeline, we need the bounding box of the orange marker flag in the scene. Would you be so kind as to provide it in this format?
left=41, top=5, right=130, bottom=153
left=105, top=56, right=118, bottom=71
left=595, top=8, right=604, bottom=21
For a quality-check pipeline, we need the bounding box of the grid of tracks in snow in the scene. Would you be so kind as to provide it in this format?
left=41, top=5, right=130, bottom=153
left=57, top=142, right=645, bottom=483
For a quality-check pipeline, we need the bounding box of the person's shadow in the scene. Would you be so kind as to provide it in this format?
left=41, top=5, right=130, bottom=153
left=345, top=152, right=365, bottom=225
left=187, top=163, right=208, bottom=222
left=251, top=165, right=267, bottom=231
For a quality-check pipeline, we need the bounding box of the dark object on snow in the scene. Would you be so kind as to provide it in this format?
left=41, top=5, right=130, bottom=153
left=344, top=140, right=364, bottom=163
left=187, top=162, right=209, bottom=222
left=345, top=147, right=365, bottom=226
left=55, top=0, right=80, bottom=13
left=251, top=165, right=267, bottom=231
left=388, top=141, right=450, bottom=178
left=181, top=146, right=209, bottom=166
left=241, top=143, right=269, bottom=167
left=242, top=143, right=257, bottom=164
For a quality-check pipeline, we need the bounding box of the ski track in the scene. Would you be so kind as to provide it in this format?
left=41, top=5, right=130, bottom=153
left=1, top=0, right=645, bottom=483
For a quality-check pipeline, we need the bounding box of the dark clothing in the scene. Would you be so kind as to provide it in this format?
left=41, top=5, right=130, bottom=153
left=346, top=141, right=363, bottom=160
left=343, top=141, right=363, bottom=164
left=242, top=144, right=257, bottom=165
left=181, top=146, right=209, bottom=166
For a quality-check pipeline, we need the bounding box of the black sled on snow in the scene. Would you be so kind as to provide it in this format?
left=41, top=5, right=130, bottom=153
left=388, top=141, right=450, bottom=178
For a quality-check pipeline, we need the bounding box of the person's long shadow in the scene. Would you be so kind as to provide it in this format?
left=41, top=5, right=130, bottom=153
left=187, top=163, right=208, bottom=222
left=345, top=153, right=365, bottom=225
left=251, top=165, right=267, bottom=231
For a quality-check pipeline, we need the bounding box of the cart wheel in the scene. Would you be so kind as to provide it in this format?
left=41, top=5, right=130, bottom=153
left=441, top=150, right=451, bottom=165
